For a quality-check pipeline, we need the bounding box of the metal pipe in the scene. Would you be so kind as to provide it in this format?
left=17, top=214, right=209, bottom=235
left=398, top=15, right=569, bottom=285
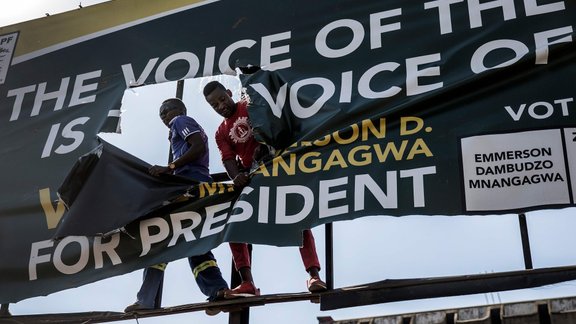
left=518, top=213, right=533, bottom=270
left=325, top=223, right=334, bottom=290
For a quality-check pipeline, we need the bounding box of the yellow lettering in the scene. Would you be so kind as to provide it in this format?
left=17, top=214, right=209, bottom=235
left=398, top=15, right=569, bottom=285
left=273, top=154, right=296, bottom=176
left=348, top=145, right=372, bottom=166
left=299, top=152, right=322, bottom=173
left=199, top=183, right=219, bottom=197
left=254, top=163, right=271, bottom=177
left=313, top=134, right=331, bottom=146
left=362, top=118, right=386, bottom=140
left=400, top=117, right=424, bottom=136
left=323, top=149, right=347, bottom=171
left=373, top=140, right=408, bottom=162
left=199, top=182, right=235, bottom=196
left=39, top=188, right=66, bottom=229
left=407, top=138, right=433, bottom=160
left=333, top=124, right=359, bottom=145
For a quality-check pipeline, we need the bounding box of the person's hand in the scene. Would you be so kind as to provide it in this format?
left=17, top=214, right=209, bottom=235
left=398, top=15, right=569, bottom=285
left=149, top=165, right=170, bottom=176
left=232, top=172, right=250, bottom=188
left=253, top=145, right=263, bottom=162
left=253, top=144, right=275, bottom=167
left=253, top=144, right=272, bottom=163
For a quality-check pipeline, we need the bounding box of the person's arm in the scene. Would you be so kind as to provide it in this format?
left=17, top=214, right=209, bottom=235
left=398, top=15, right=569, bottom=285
left=215, top=126, right=250, bottom=187
left=173, top=132, right=206, bottom=167
left=223, top=159, right=250, bottom=187
left=149, top=133, right=206, bottom=176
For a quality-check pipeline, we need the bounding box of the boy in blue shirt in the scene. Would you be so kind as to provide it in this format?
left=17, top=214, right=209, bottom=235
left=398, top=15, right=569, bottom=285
left=125, top=98, right=229, bottom=314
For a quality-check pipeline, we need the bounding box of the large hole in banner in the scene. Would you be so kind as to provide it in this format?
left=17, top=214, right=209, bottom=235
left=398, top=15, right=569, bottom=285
left=98, top=75, right=242, bottom=171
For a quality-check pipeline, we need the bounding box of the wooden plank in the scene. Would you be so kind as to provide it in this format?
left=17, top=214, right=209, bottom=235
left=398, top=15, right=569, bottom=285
left=0, top=292, right=319, bottom=324
left=6, top=266, right=576, bottom=323
left=320, top=265, right=576, bottom=310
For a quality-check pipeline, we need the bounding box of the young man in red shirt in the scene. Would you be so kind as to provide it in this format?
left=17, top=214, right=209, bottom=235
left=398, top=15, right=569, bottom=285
left=203, top=81, right=327, bottom=297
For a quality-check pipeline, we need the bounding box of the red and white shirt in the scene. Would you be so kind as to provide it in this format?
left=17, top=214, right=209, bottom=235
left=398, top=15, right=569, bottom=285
left=215, top=100, right=260, bottom=169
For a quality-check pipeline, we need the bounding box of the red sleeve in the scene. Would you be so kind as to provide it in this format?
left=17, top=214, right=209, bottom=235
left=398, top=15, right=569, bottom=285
left=215, top=125, right=236, bottom=162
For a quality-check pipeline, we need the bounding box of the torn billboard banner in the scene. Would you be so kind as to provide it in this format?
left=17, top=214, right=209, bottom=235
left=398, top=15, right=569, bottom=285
left=0, top=0, right=575, bottom=303
left=54, top=139, right=206, bottom=238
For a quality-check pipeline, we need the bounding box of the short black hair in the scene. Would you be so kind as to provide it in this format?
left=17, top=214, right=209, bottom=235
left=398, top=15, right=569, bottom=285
left=159, top=98, right=186, bottom=115
left=203, top=81, right=226, bottom=97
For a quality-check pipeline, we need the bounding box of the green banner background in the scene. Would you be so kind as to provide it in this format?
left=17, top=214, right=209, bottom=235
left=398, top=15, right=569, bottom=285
left=0, top=0, right=574, bottom=303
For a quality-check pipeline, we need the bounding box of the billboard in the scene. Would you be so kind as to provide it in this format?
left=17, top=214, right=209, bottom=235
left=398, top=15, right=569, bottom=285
left=0, top=0, right=574, bottom=303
